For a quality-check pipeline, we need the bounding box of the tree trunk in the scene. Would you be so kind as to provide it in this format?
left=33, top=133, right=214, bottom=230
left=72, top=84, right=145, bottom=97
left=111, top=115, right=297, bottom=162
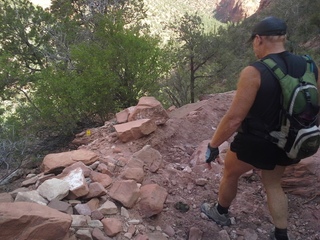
left=190, top=57, right=195, bottom=103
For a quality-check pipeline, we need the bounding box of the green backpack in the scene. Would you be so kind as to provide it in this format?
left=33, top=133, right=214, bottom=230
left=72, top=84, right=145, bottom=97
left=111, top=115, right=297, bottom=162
left=260, top=55, right=320, bottom=160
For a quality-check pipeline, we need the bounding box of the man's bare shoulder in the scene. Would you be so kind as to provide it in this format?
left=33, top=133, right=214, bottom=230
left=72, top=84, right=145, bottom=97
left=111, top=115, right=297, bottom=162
left=240, top=65, right=260, bottom=78
left=237, top=65, right=261, bottom=89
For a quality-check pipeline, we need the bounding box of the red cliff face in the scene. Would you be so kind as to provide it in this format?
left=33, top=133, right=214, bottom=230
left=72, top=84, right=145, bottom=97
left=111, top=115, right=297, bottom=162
left=256, top=0, right=272, bottom=12
left=214, top=0, right=272, bottom=23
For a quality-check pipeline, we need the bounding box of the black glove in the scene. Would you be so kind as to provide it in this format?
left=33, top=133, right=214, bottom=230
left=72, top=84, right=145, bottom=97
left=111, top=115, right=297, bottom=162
left=205, top=144, right=219, bottom=163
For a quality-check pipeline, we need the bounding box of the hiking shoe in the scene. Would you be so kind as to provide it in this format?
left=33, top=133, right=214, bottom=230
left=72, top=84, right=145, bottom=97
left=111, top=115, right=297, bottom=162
left=270, top=229, right=291, bottom=240
left=200, top=203, right=231, bottom=226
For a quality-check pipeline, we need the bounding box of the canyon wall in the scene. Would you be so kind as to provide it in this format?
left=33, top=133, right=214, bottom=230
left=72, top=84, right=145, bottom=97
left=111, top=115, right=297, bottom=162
left=214, top=0, right=273, bottom=22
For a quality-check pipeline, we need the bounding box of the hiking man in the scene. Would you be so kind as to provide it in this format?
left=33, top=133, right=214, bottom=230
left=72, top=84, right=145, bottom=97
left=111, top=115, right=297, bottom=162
left=201, top=16, right=320, bottom=240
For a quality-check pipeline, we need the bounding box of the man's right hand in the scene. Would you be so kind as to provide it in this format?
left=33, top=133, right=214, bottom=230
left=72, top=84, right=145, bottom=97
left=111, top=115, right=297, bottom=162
left=205, top=144, right=219, bottom=163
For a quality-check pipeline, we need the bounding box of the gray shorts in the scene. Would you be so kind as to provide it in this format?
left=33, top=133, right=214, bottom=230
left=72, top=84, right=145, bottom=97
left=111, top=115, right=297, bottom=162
left=230, top=132, right=301, bottom=170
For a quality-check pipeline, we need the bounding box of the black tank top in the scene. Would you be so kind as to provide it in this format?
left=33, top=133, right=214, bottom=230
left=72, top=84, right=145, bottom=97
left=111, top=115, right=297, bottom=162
left=247, top=51, right=318, bottom=131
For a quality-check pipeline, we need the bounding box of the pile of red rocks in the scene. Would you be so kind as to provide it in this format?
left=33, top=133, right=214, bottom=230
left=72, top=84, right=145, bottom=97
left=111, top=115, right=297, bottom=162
left=0, top=96, right=172, bottom=240
left=0, top=145, right=170, bottom=240
left=113, top=96, right=169, bottom=143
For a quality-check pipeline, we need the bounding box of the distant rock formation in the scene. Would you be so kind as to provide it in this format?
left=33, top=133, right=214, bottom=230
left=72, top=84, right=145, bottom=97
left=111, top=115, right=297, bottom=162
left=256, top=0, right=273, bottom=12
left=214, top=0, right=273, bottom=23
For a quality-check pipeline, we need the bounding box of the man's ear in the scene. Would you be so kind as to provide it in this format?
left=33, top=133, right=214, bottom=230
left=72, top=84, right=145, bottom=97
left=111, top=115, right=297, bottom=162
left=256, top=35, right=263, bottom=45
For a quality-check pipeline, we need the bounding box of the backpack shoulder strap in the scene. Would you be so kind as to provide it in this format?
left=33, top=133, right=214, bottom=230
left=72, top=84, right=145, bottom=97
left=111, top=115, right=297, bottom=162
left=259, top=58, right=286, bottom=80
left=302, top=55, right=314, bottom=73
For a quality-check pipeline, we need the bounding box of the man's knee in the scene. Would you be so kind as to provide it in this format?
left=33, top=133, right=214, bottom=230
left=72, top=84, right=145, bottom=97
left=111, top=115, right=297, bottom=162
left=223, top=149, right=253, bottom=178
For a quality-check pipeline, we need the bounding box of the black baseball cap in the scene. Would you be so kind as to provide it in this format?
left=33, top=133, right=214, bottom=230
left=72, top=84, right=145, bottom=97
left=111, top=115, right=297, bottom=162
left=248, top=16, right=287, bottom=42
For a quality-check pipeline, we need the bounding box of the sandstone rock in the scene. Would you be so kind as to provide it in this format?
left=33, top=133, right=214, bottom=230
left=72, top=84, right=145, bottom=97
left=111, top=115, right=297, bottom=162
left=138, top=183, right=168, bottom=218
left=120, top=206, right=130, bottom=218
left=67, top=150, right=99, bottom=164
left=0, top=192, right=13, bottom=202
left=37, top=178, right=70, bottom=201
left=127, top=224, right=136, bottom=235
left=128, top=96, right=169, bottom=125
left=114, top=119, right=157, bottom=143
left=132, top=145, right=162, bottom=173
left=92, top=227, right=111, bottom=240
left=74, top=203, right=92, bottom=215
left=21, top=175, right=38, bottom=187
left=282, top=155, right=320, bottom=197
left=167, top=105, right=176, bottom=112
left=58, top=161, right=92, bottom=178
left=84, top=182, right=107, bottom=199
left=89, top=161, right=100, bottom=170
left=188, top=227, right=203, bottom=240
left=126, top=156, right=145, bottom=169
left=71, top=214, right=90, bottom=228
left=195, top=178, right=208, bottom=186
left=218, top=229, right=230, bottom=240
left=101, top=218, right=122, bottom=237
left=61, top=167, right=89, bottom=198
left=88, top=219, right=103, bottom=228
left=68, top=199, right=81, bottom=206
left=91, top=210, right=104, bottom=220
left=89, top=171, right=112, bottom=188
left=9, top=187, right=29, bottom=199
left=35, top=173, right=56, bottom=188
left=98, top=200, right=118, bottom=215
left=108, top=180, right=140, bottom=208
left=15, top=190, right=48, bottom=205
left=163, top=225, right=175, bottom=237
left=48, top=198, right=73, bottom=214
left=76, top=229, right=93, bottom=240
left=115, top=106, right=135, bottom=124
left=121, top=167, right=145, bottom=183
left=124, top=232, right=133, bottom=239
left=0, top=202, right=72, bottom=240
left=96, top=162, right=114, bottom=175
left=87, top=198, right=100, bottom=211
left=41, top=149, right=98, bottom=174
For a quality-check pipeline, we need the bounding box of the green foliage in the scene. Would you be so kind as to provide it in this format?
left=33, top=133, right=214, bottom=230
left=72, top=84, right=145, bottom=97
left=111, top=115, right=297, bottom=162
left=0, top=0, right=52, bottom=68
left=163, top=13, right=225, bottom=105
left=1, top=0, right=319, bottom=145
left=0, top=0, right=168, bottom=139
left=18, top=13, right=168, bottom=137
left=88, top=16, right=168, bottom=109
left=0, top=0, right=53, bottom=97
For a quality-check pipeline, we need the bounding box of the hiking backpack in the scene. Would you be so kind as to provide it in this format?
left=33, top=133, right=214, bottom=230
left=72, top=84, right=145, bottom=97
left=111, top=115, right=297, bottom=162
left=260, top=55, right=320, bottom=160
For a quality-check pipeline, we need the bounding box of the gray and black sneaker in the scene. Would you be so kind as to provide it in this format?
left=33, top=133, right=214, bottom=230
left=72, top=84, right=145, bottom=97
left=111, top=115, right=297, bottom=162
left=201, top=202, right=231, bottom=226
left=270, top=229, right=291, bottom=240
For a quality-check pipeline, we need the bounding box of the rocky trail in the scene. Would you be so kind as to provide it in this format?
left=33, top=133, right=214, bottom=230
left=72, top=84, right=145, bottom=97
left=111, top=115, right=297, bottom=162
left=0, top=91, right=319, bottom=240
